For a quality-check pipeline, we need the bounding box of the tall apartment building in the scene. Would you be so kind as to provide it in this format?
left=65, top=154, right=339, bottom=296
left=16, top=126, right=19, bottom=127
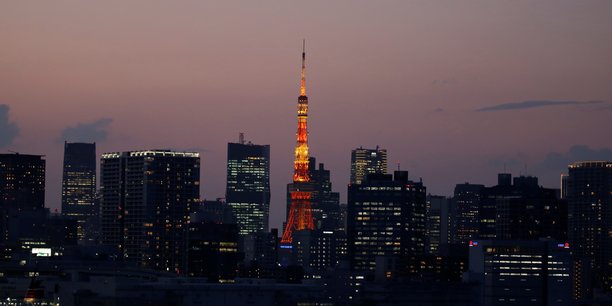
left=100, top=150, right=200, bottom=273
left=566, top=161, right=611, bottom=294
left=0, top=153, right=45, bottom=243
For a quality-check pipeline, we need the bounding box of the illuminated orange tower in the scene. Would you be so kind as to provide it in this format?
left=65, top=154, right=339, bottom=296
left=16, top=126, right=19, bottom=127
left=281, top=41, right=314, bottom=244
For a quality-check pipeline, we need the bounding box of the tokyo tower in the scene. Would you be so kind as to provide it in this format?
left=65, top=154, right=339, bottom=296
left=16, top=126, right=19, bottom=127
left=281, top=41, right=315, bottom=244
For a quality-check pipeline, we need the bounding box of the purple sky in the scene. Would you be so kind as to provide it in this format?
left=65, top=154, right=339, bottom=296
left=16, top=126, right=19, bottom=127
left=1, top=1, right=611, bottom=230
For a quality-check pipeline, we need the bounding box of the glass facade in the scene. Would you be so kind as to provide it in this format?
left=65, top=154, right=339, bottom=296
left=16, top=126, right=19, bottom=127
left=226, top=142, right=271, bottom=236
left=350, top=146, right=388, bottom=185
left=61, top=142, right=96, bottom=242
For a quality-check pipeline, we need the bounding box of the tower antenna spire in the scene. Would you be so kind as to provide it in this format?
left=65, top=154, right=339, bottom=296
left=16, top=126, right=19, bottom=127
left=300, top=39, right=306, bottom=96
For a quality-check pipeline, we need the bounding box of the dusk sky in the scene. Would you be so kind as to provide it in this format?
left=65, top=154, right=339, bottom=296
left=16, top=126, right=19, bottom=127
left=1, top=1, right=611, bottom=229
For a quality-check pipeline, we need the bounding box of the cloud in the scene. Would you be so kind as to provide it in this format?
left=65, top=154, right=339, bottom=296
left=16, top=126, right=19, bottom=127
left=58, top=118, right=113, bottom=143
left=170, top=147, right=211, bottom=153
left=476, top=100, right=605, bottom=112
left=432, top=77, right=457, bottom=87
left=0, top=104, right=19, bottom=148
left=535, top=145, right=612, bottom=175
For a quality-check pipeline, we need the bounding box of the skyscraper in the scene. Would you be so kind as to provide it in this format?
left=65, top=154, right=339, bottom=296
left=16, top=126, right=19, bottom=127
left=306, top=157, right=342, bottom=231
left=350, top=146, right=388, bottom=185
left=0, top=153, right=45, bottom=243
left=347, top=171, right=427, bottom=272
left=567, top=161, right=611, bottom=293
left=0, top=153, right=45, bottom=211
left=226, top=136, right=271, bottom=235
left=100, top=150, right=200, bottom=273
left=452, top=183, right=484, bottom=244
left=282, top=42, right=315, bottom=245
left=61, top=142, right=97, bottom=242
left=426, top=195, right=452, bottom=255
left=467, top=240, right=572, bottom=305
left=479, top=174, right=567, bottom=241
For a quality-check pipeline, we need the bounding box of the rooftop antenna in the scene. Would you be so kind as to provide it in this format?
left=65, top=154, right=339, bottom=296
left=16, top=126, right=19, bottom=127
left=300, top=39, right=306, bottom=96
left=239, top=132, right=245, bottom=144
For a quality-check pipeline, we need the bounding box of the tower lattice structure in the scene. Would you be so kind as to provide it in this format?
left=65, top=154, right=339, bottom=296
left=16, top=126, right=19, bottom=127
left=281, top=41, right=314, bottom=244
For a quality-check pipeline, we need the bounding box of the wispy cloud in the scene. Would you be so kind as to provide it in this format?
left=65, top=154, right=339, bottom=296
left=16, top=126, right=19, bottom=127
left=476, top=100, right=605, bottom=112
left=535, top=145, right=612, bottom=174
left=432, top=77, right=457, bottom=87
left=0, top=104, right=19, bottom=148
left=58, top=118, right=113, bottom=143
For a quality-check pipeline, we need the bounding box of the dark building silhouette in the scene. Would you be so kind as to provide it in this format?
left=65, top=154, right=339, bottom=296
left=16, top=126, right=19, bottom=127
left=61, top=142, right=97, bottom=242
left=5, top=210, right=78, bottom=256
left=100, top=150, right=200, bottom=274
left=192, top=198, right=235, bottom=225
left=347, top=171, right=426, bottom=272
left=0, top=153, right=45, bottom=211
left=426, top=195, right=452, bottom=255
left=452, top=183, right=484, bottom=244
left=226, top=137, right=271, bottom=236
left=497, top=172, right=512, bottom=187
left=290, top=229, right=346, bottom=277
left=350, top=146, right=388, bottom=185
left=479, top=174, right=567, bottom=241
left=239, top=228, right=281, bottom=279
left=308, top=157, right=342, bottom=232
left=467, top=240, right=572, bottom=306
left=566, top=161, right=612, bottom=295
left=187, top=222, right=241, bottom=282
left=0, top=153, right=78, bottom=258
left=0, top=153, right=45, bottom=244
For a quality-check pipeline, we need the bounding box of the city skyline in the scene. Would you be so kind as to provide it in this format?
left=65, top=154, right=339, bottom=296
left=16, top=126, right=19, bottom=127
left=1, top=1, right=612, bottom=231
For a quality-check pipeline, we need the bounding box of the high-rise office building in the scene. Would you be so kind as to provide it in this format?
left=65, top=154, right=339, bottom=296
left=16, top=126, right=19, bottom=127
left=226, top=137, right=271, bottom=235
left=192, top=199, right=235, bottom=225
left=350, top=146, right=388, bottom=185
left=100, top=150, right=200, bottom=273
left=452, top=183, right=484, bottom=244
left=61, top=142, right=97, bottom=242
left=347, top=171, right=426, bottom=272
left=0, top=153, right=45, bottom=243
left=467, top=240, right=572, bottom=306
left=566, top=161, right=611, bottom=293
left=0, top=153, right=77, bottom=257
left=426, top=195, right=452, bottom=255
left=479, top=174, right=567, bottom=241
left=187, top=222, right=240, bottom=282
left=0, top=153, right=45, bottom=211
